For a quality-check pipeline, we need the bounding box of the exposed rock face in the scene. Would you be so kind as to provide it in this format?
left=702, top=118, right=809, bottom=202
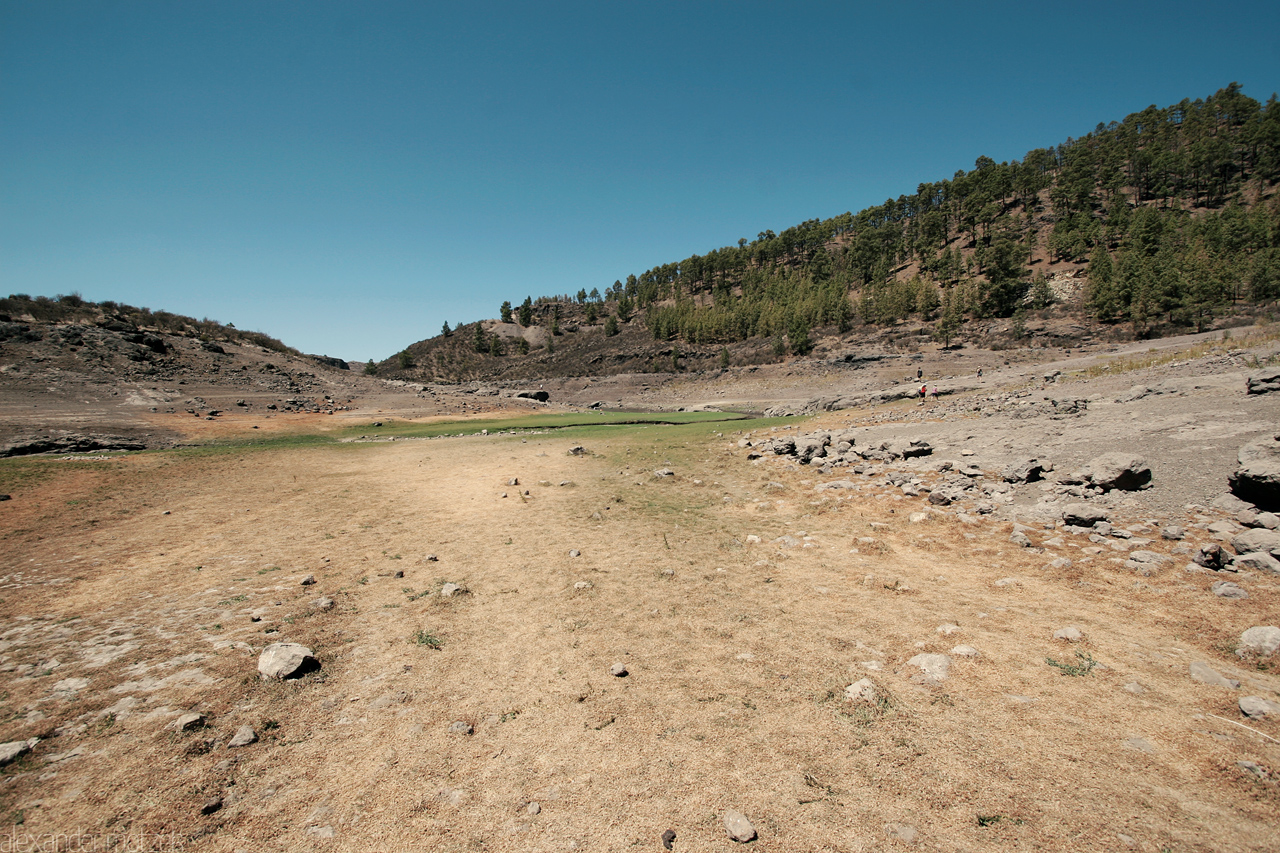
left=1, top=433, right=148, bottom=458
left=1232, top=528, right=1280, bottom=559
left=1062, top=503, right=1108, bottom=527
left=1245, top=367, right=1280, bottom=395
left=1230, top=434, right=1280, bottom=510
left=1002, top=458, right=1053, bottom=483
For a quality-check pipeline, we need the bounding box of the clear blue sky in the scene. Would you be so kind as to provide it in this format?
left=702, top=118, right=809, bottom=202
left=3, top=1, right=1278, bottom=361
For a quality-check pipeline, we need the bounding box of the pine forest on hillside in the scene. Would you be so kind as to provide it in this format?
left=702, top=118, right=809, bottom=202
left=388, top=84, right=1280, bottom=381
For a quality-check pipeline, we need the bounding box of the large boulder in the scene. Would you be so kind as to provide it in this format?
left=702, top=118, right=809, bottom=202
left=1229, top=434, right=1280, bottom=511
left=1245, top=367, right=1280, bottom=395
left=257, top=643, right=318, bottom=680
left=1231, top=528, right=1280, bottom=559
left=1003, top=458, right=1053, bottom=484
left=1079, top=453, right=1151, bottom=491
left=1238, top=626, right=1280, bottom=658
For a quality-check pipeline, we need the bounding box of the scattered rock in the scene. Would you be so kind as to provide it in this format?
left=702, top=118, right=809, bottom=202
left=1193, top=543, right=1227, bottom=570
left=1230, top=434, right=1280, bottom=510
left=1211, top=581, right=1248, bottom=599
left=1239, top=696, right=1280, bottom=719
left=527, top=801, right=541, bottom=815
left=1009, top=531, right=1032, bottom=548
left=610, top=662, right=629, bottom=678
left=311, top=596, right=335, bottom=611
left=300, top=574, right=316, bottom=586
left=200, top=797, right=223, bottom=816
left=661, top=828, right=676, bottom=850
left=1232, top=528, right=1280, bottom=558
left=439, top=582, right=462, bottom=598
left=173, top=712, right=206, bottom=732
left=1232, top=552, right=1280, bottom=574
left=425, top=554, right=439, bottom=562
left=1002, top=458, right=1052, bottom=483
left=0, top=738, right=38, bottom=766
left=228, top=725, right=258, bottom=748
left=654, top=468, right=675, bottom=477
left=568, top=549, right=581, bottom=558
left=1161, top=526, right=1185, bottom=540
left=1239, top=626, right=1280, bottom=658
left=907, top=653, right=951, bottom=684
left=844, top=678, right=878, bottom=702
left=1053, top=627, right=1084, bottom=642
left=573, top=581, right=592, bottom=590
left=448, top=721, right=474, bottom=735
left=1245, top=366, right=1280, bottom=395
left=1078, top=453, right=1152, bottom=491
left=951, top=645, right=979, bottom=657
left=723, top=810, right=757, bottom=843
left=257, top=642, right=318, bottom=680
left=1062, top=503, right=1108, bottom=527
left=1189, top=661, right=1241, bottom=689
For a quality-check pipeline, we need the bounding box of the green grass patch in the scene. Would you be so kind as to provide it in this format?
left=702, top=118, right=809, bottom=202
left=1046, top=650, right=1096, bottom=676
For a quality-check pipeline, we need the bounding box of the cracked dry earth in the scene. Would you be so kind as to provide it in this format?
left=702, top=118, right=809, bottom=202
left=2, top=377, right=1280, bottom=851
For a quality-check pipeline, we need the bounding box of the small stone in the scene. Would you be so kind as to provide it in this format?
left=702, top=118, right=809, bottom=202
left=1009, top=531, right=1032, bottom=547
left=1053, top=626, right=1084, bottom=642
left=174, top=712, right=206, bottom=732
left=257, top=642, right=317, bottom=680
left=1189, top=661, right=1240, bottom=689
left=1211, top=581, right=1248, bottom=599
left=1161, top=526, right=1185, bottom=540
left=610, top=662, right=629, bottom=678
left=569, top=549, right=581, bottom=557
left=200, top=797, right=222, bottom=816
left=228, top=725, right=257, bottom=748
left=439, top=582, right=461, bottom=598
left=573, top=581, right=592, bottom=590
left=393, top=570, right=404, bottom=578
left=723, top=810, right=757, bottom=843
left=448, top=720, right=474, bottom=735
left=312, top=596, right=335, bottom=611
left=1122, top=682, right=1145, bottom=694
left=907, top=653, right=951, bottom=684
left=1239, top=696, right=1280, bottom=718
left=951, top=645, right=979, bottom=657
left=425, top=554, right=439, bottom=562
left=300, top=574, right=316, bottom=586
left=936, top=623, right=960, bottom=635
left=526, top=801, right=541, bottom=815
left=0, top=738, right=38, bottom=766
left=661, top=828, right=676, bottom=850
left=844, top=678, right=878, bottom=702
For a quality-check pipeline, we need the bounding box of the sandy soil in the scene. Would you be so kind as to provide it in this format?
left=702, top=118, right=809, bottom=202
left=1, top=330, right=1279, bottom=852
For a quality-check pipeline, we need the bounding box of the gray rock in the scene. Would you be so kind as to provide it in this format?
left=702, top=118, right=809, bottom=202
left=1239, top=626, right=1280, bottom=657
left=907, top=653, right=951, bottom=684
left=610, top=662, right=629, bottom=678
left=1233, top=551, right=1280, bottom=574
left=1189, top=661, right=1241, bottom=689
left=1193, top=543, right=1227, bottom=569
left=1062, top=503, right=1108, bottom=527
left=448, top=721, right=474, bottom=735
left=568, top=549, right=581, bottom=558
left=1002, top=458, right=1052, bottom=483
left=201, top=797, right=223, bottom=816
left=257, top=642, right=317, bottom=680
left=300, top=574, right=316, bottom=586
left=228, top=725, right=258, bottom=748
left=1116, top=385, right=1151, bottom=403
left=844, top=678, right=878, bottom=702
left=174, top=712, right=206, bottom=732
left=1080, top=453, right=1152, bottom=491
left=951, top=645, right=979, bottom=657
left=311, top=597, right=335, bottom=611
left=1245, top=367, right=1280, bottom=395
left=654, top=468, right=675, bottom=477
left=1211, top=581, right=1248, bottom=599
left=723, top=810, right=757, bottom=843
left=1230, top=434, right=1280, bottom=510
left=1053, top=626, right=1084, bottom=642
left=527, top=801, right=542, bottom=815
left=1240, top=696, right=1280, bottom=718
left=440, top=582, right=462, bottom=598
left=1161, top=526, right=1185, bottom=540
left=1231, top=528, right=1280, bottom=558
left=1009, top=531, right=1032, bottom=548
left=1125, top=550, right=1170, bottom=575
left=0, top=738, right=38, bottom=766
left=1256, top=511, right=1280, bottom=530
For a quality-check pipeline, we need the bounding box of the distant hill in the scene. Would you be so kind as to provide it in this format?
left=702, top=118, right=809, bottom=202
left=383, top=83, right=1279, bottom=383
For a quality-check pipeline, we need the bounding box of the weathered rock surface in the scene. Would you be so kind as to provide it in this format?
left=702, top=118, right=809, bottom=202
left=1233, top=552, right=1280, bottom=573
left=1189, top=661, right=1240, bottom=689
left=0, top=738, right=38, bottom=766
left=1239, top=696, right=1280, bottom=718
left=1231, top=528, right=1280, bottom=558
left=228, top=725, right=258, bottom=748
left=1238, top=626, right=1280, bottom=658
left=1245, top=367, right=1280, bottom=395
left=723, top=810, right=757, bottom=843
left=907, top=653, right=951, bottom=684
left=1062, top=504, right=1108, bottom=527
left=844, top=678, right=878, bottom=702
left=1078, top=453, right=1152, bottom=491
left=257, top=642, right=318, bottom=680
left=1211, top=580, right=1248, bottom=599
left=1230, top=434, right=1280, bottom=510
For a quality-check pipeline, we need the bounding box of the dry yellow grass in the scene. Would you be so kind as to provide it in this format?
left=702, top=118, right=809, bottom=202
left=1, top=415, right=1277, bottom=851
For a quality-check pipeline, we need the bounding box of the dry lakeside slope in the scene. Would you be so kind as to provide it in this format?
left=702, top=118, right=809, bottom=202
left=1, top=320, right=1280, bottom=851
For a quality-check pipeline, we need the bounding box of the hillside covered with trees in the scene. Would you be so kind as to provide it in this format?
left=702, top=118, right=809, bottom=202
left=384, top=84, right=1280, bottom=381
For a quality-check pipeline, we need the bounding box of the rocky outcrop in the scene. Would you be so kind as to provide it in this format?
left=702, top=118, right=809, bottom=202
left=0, top=433, right=148, bottom=458
left=1245, top=367, right=1280, bottom=395
left=1230, top=434, right=1280, bottom=510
